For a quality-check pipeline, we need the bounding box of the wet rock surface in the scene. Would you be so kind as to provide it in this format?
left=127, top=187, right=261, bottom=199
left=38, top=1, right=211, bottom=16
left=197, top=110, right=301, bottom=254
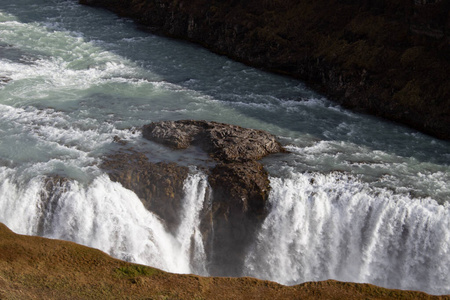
left=142, top=120, right=284, bottom=162
left=0, top=76, right=11, bottom=85
left=102, top=120, right=284, bottom=276
left=143, top=120, right=284, bottom=275
left=38, top=176, right=69, bottom=236
left=208, top=161, right=270, bottom=216
left=142, top=121, right=283, bottom=221
left=101, top=150, right=189, bottom=232
left=206, top=160, right=271, bottom=275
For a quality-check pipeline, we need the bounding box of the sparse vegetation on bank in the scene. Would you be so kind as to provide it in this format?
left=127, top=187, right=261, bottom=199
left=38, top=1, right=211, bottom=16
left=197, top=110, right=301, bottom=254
left=0, top=223, right=447, bottom=299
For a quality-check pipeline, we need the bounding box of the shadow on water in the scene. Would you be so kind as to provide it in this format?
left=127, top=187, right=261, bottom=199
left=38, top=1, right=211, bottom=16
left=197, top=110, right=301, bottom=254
left=1, top=0, right=450, bottom=166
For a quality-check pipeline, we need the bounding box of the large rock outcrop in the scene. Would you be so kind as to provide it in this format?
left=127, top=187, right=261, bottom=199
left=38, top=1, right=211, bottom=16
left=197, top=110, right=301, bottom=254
left=101, top=150, right=189, bottom=232
left=143, top=120, right=283, bottom=162
left=143, top=120, right=284, bottom=275
left=80, top=0, right=450, bottom=140
left=98, top=121, right=284, bottom=275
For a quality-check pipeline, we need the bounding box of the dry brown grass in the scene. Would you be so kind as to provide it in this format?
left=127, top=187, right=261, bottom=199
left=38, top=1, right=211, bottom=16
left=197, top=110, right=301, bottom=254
left=0, top=223, right=448, bottom=299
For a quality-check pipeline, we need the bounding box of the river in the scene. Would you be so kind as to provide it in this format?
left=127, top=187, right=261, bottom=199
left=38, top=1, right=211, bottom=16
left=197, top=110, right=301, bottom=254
left=0, top=0, right=449, bottom=295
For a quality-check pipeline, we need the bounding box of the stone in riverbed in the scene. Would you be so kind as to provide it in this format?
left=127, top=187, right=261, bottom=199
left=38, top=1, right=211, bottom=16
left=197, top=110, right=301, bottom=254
left=141, top=120, right=282, bottom=226
left=0, top=76, right=11, bottom=84
left=142, top=120, right=284, bottom=162
left=100, top=120, right=285, bottom=276
left=143, top=120, right=284, bottom=276
left=205, top=160, right=272, bottom=275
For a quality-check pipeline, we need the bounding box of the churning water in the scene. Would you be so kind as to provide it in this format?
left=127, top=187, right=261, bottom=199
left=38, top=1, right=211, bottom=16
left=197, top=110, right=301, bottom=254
left=0, top=0, right=449, bottom=295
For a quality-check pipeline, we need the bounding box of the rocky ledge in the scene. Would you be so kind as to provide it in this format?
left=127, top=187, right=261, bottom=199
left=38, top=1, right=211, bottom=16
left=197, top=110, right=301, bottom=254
left=141, top=120, right=284, bottom=223
left=80, top=0, right=450, bottom=140
left=144, top=120, right=284, bottom=274
left=101, top=120, right=284, bottom=275
left=102, top=150, right=189, bottom=232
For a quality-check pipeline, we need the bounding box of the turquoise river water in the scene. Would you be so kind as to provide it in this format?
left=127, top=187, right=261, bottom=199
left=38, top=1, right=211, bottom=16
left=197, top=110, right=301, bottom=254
left=0, top=0, right=449, bottom=295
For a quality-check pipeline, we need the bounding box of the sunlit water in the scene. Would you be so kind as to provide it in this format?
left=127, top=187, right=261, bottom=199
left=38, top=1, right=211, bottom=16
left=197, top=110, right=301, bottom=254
left=0, top=0, right=449, bottom=295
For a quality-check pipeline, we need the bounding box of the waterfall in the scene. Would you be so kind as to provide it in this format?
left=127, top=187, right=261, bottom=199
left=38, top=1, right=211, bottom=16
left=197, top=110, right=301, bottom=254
left=243, top=171, right=450, bottom=295
left=1, top=0, right=450, bottom=295
left=175, top=170, right=209, bottom=275
left=0, top=167, right=209, bottom=275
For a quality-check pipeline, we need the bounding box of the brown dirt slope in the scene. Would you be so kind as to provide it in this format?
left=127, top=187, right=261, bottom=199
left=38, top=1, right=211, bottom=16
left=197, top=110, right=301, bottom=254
left=0, top=223, right=447, bottom=299
left=80, top=0, right=450, bottom=140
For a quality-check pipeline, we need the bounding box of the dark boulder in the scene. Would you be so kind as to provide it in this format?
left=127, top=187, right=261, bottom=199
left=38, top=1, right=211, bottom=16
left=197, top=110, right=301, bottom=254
left=208, top=161, right=270, bottom=217
left=205, top=161, right=271, bottom=275
left=143, top=120, right=284, bottom=276
left=101, top=150, right=189, bottom=232
left=142, top=120, right=284, bottom=162
left=143, top=120, right=202, bottom=150
left=0, top=76, right=11, bottom=85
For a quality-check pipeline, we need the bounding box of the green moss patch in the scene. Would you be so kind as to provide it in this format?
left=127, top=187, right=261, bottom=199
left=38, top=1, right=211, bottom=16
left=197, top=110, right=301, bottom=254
left=115, top=265, right=160, bottom=278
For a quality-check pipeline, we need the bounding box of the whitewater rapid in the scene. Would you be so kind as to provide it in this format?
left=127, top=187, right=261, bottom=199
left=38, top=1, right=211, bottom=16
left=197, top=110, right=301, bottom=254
left=1, top=0, right=449, bottom=295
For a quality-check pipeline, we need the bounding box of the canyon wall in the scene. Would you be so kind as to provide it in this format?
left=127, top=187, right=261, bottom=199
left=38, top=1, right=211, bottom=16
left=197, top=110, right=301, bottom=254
left=80, top=0, right=450, bottom=140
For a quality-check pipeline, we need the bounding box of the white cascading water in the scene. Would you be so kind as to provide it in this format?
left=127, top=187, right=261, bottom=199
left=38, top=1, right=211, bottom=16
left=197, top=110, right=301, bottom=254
left=0, top=167, right=208, bottom=275
left=175, top=170, right=209, bottom=275
left=244, top=171, right=450, bottom=295
left=1, top=0, right=450, bottom=295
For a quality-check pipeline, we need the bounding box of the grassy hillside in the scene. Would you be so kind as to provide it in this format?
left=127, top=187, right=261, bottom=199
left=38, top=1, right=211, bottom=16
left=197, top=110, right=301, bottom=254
left=0, top=223, right=447, bottom=299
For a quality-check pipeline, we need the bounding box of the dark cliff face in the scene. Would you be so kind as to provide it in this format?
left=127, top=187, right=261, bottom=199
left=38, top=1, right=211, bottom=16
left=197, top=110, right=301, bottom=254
left=80, top=0, right=450, bottom=140
left=101, top=150, right=190, bottom=233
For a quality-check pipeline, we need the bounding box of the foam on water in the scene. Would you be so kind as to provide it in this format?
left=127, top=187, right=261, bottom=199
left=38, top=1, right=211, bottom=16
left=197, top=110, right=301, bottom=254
left=0, top=9, right=161, bottom=113
left=0, top=103, right=132, bottom=182
left=275, top=143, right=450, bottom=204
